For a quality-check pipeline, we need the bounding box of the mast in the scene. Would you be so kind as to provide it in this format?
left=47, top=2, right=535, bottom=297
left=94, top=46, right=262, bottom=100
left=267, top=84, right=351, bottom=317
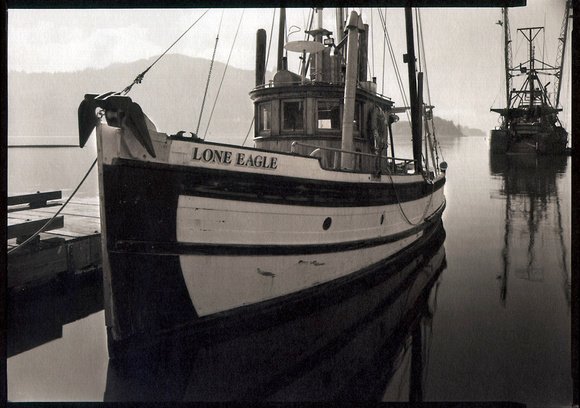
left=554, top=0, right=572, bottom=108
left=335, top=8, right=344, bottom=43
left=405, top=6, right=423, bottom=173
left=503, top=7, right=512, bottom=110
left=341, top=10, right=361, bottom=170
left=528, top=28, right=535, bottom=110
left=518, top=27, right=542, bottom=109
left=277, top=8, right=286, bottom=72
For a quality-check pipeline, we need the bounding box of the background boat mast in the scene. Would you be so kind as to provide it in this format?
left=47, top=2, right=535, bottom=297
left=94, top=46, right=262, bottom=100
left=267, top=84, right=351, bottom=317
left=502, top=7, right=512, bottom=111
left=554, top=0, right=571, bottom=109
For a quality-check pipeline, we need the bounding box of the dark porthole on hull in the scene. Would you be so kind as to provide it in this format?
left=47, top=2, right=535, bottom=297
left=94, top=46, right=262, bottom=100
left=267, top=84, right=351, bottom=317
left=323, top=217, right=332, bottom=230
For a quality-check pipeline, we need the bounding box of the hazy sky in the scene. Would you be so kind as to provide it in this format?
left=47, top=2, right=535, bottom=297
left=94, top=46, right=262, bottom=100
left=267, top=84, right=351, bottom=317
left=7, top=1, right=571, bottom=131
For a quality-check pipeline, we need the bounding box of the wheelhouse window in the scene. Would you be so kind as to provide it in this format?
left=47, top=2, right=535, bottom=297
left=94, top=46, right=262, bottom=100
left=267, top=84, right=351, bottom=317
left=282, top=100, right=304, bottom=131
left=317, top=100, right=341, bottom=130
left=258, top=102, right=271, bottom=133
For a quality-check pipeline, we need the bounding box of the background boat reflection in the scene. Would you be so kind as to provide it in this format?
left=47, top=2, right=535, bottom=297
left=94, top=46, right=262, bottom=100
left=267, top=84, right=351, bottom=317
left=489, top=154, right=570, bottom=309
left=104, top=222, right=447, bottom=401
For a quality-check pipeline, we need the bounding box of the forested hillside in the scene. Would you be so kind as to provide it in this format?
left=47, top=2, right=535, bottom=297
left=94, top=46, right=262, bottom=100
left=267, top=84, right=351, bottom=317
left=9, top=53, right=483, bottom=145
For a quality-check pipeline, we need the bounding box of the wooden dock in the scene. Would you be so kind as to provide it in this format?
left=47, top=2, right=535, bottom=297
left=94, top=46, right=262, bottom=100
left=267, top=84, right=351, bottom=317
left=7, top=191, right=102, bottom=291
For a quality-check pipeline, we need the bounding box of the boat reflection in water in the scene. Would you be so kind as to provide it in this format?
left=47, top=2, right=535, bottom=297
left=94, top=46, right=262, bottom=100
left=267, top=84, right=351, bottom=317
left=104, top=221, right=446, bottom=402
left=489, top=153, right=570, bottom=308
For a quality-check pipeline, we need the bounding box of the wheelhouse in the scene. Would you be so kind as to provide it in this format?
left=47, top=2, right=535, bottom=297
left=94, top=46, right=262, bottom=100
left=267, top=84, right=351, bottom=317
left=249, top=18, right=397, bottom=174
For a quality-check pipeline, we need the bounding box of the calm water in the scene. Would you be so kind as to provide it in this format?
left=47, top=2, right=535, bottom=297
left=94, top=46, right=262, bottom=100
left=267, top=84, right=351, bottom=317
left=6, top=136, right=572, bottom=404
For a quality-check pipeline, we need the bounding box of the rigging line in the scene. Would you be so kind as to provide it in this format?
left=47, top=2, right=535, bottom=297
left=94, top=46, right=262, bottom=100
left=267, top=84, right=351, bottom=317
left=417, top=10, right=431, bottom=106
left=266, top=8, right=277, bottom=67
left=370, top=9, right=375, bottom=80
left=383, top=163, right=436, bottom=226
left=301, top=9, right=315, bottom=76
left=378, top=9, right=408, bottom=109
left=542, top=14, right=546, bottom=69
left=415, top=9, right=421, bottom=77
left=203, top=9, right=245, bottom=140
left=196, top=10, right=224, bottom=135
left=416, top=9, right=443, bottom=168
left=121, top=9, right=210, bottom=95
left=242, top=117, right=255, bottom=147
left=378, top=8, right=411, bottom=125
left=8, top=158, right=98, bottom=255
left=382, top=7, right=386, bottom=94
left=303, top=8, right=314, bottom=41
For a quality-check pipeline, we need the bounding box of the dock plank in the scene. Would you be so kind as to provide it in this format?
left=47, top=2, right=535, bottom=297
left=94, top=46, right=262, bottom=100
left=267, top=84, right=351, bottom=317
left=7, top=194, right=103, bottom=290
left=7, top=217, right=65, bottom=241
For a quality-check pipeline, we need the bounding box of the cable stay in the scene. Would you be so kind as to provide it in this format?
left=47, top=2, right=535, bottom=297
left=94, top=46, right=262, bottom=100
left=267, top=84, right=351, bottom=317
left=196, top=11, right=224, bottom=135
left=416, top=8, right=443, bottom=174
left=121, top=9, right=210, bottom=96
left=377, top=8, right=411, bottom=126
left=203, top=10, right=245, bottom=140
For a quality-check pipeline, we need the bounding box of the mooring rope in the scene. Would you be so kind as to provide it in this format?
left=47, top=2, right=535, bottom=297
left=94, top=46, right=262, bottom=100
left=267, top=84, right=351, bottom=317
left=8, top=157, right=98, bottom=255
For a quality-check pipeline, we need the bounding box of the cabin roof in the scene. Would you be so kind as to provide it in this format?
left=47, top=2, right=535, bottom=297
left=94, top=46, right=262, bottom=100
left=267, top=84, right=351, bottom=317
left=249, top=82, right=394, bottom=110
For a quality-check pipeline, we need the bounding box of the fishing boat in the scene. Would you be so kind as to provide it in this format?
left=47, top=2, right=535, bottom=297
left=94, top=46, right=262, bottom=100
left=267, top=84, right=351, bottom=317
left=490, top=3, right=571, bottom=155
left=78, top=7, right=446, bottom=357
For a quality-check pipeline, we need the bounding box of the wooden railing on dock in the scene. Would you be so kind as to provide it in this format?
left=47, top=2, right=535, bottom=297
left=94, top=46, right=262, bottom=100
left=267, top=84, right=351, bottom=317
left=7, top=190, right=62, bottom=209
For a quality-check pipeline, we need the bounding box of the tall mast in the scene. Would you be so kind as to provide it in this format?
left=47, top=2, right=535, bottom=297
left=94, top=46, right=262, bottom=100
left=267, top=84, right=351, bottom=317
left=503, top=7, right=512, bottom=110
left=277, top=8, right=286, bottom=72
left=554, top=0, right=572, bottom=108
left=335, top=8, right=344, bottom=43
left=405, top=6, right=422, bottom=173
left=341, top=10, right=361, bottom=170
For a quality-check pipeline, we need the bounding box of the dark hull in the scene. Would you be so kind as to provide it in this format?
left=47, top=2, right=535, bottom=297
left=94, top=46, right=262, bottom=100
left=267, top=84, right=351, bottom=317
left=101, top=146, right=446, bottom=358
left=490, top=126, right=568, bottom=155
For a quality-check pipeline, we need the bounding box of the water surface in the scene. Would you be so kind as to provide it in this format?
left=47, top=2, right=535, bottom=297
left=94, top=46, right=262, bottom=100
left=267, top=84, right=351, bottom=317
left=6, top=136, right=572, bottom=404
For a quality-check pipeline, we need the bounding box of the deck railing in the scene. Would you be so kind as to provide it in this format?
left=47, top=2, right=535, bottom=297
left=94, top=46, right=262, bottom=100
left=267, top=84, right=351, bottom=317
left=290, top=141, right=416, bottom=174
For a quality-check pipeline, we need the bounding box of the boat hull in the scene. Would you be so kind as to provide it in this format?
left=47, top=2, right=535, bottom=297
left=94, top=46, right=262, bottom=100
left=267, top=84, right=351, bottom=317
left=104, top=226, right=447, bottom=401
left=95, top=121, right=446, bottom=357
left=490, top=126, right=568, bottom=155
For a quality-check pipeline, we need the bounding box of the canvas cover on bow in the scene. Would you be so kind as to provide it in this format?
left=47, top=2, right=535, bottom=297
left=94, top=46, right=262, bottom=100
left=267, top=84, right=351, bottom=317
left=78, top=93, right=156, bottom=158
